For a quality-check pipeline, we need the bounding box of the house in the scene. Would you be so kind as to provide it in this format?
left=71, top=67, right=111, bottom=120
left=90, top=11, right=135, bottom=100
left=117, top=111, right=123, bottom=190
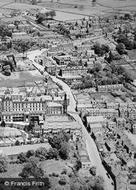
left=98, top=84, right=123, bottom=92
left=82, top=108, right=118, bottom=119
left=43, top=114, right=82, bottom=135
left=12, top=32, right=30, bottom=40
left=78, top=141, right=91, bottom=170
left=86, top=115, right=107, bottom=129
left=79, top=149, right=91, bottom=169
left=89, top=123, right=103, bottom=135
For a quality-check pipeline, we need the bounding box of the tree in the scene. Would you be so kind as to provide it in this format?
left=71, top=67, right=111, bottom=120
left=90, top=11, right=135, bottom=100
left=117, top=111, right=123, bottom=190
left=59, top=142, right=69, bottom=160
left=93, top=176, right=104, bottom=190
left=26, top=121, right=35, bottom=132
left=0, top=25, right=12, bottom=39
left=49, top=10, right=56, bottom=19
left=26, top=150, right=35, bottom=158
left=1, top=121, right=6, bottom=127
left=124, top=13, right=132, bottom=20
left=74, top=158, right=82, bottom=172
left=18, top=41, right=30, bottom=56
left=116, top=43, right=127, bottom=55
left=19, top=157, right=44, bottom=179
left=17, top=152, right=28, bottom=163
left=36, top=13, right=46, bottom=24
left=48, top=135, right=62, bottom=150
left=101, top=44, right=110, bottom=53
left=89, top=166, right=96, bottom=176
left=48, top=130, right=70, bottom=149
left=58, top=176, right=67, bottom=186
left=0, top=156, right=7, bottom=173
left=93, top=43, right=102, bottom=55
left=58, top=69, right=62, bottom=76
left=15, top=140, right=20, bottom=146
left=117, top=34, right=134, bottom=50
left=31, top=0, right=37, bottom=5
left=47, top=148, right=59, bottom=159
left=35, top=147, right=48, bottom=160
left=94, top=62, right=102, bottom=72
left=59, top=131, right=70, bottom=142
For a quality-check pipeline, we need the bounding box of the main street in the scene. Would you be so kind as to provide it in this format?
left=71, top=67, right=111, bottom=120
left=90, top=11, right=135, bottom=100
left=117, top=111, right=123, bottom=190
left=27, top=49, right=114, bottom=190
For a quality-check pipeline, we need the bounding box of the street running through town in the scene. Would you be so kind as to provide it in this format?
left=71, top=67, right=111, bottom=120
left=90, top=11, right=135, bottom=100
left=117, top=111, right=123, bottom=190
left=27, top=49, right=114, bottom=190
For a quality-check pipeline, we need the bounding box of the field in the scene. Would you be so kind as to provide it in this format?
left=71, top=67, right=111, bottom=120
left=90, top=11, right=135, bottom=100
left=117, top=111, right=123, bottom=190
left=41, top=159, right=66, bottom=174
left=0, top=0, right=135, bottom=22
left=39, top=0, right=136, bottom=17
left=0, top=160, right=67, bottom=178
left=0, top=163, right=23, bottom=178
left=0, top=70, right=43, bottom=87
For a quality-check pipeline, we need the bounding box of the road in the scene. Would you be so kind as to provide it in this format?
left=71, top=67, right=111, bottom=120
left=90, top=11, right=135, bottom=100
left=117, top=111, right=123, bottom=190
left=27, top=49, right=114, bottom=190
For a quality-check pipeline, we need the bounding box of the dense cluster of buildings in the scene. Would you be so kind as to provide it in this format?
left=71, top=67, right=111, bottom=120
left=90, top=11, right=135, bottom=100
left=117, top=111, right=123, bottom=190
left=0, top=4, right=136, bottom=189
left=0, top=76, right=82, bottom=149
left=74, top=85, right=136, bottom=190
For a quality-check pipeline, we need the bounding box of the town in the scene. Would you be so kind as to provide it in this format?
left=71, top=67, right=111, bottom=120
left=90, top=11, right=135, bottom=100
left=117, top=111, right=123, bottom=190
left=0, top=0, right=136, bottom=190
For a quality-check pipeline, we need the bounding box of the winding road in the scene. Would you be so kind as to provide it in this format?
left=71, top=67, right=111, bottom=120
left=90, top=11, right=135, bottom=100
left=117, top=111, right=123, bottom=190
left=26, top=49, right=114, bottom=190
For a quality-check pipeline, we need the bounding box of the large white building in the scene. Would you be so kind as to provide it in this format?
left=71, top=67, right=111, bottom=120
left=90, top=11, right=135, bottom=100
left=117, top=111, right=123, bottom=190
left=0, top=94, right=68, bottom=123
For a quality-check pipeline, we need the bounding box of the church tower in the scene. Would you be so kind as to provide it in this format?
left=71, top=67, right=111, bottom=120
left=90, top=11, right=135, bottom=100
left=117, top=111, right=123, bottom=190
left=63, top=93, right=68, bottom=114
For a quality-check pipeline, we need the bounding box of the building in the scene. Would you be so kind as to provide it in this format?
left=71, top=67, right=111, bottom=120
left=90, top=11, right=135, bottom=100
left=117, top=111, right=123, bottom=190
left=86, top=116, right=106, bottom=125
left=88, top=123, right=103, bottom=135
left=12, top=32, right=30, bottom=40
left=0, top=88, right=69, bottom=124
left=42, top=114, right=82, bottom=135
left=98, top=84, right=123, bottom=92
left=60, top=66, right=87, bottom=77
left=79, top=149, right=91, bottom=169
left=86, top=116, right=107, bottom=132
left=78, top=141, right=91, bottom=169
left=106, top=102, right=119, bottom=109
left=81, top=108, right=118, bottom=119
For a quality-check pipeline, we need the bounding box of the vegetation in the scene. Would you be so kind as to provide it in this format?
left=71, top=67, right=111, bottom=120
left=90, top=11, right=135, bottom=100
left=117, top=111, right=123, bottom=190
left=47, top=148, right=59, bottom=160
left=89, top=166, right=97, bottom=176
left=35, top=147, right=48, bottom=161
left=0, top=156, right=8, bottom=173
left=17, top=152, right=28, bottom=163
left=116, top=43, right=127, bottom=55
left=74, top=158, right=82, bottom=172
left=0, top=59, right=15, bottom=76
left=48, top=131, right=70, bottom=160
left=19, top=157, right=45, bottom=178
left=26, top=150, right=35, bottom=158
left=92, top=43, right=110, bottom=56
left=36, top=10, right=56, bottom=23
left=0, top=25, right=12, bottom=39
left=115, top=26, right=136, bottom=55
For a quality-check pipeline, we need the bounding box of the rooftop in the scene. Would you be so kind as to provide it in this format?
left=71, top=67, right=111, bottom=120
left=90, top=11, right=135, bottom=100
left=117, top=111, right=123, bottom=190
left=47, top=102, right=62, bottom=107
left=90, top=123, right=102, bottom=129
left=45, top=115, right=74, bottom=122
left=0, top=127, right=22, bottom=138
left=86, top=116, right=106, bottom=123
left=44, top=121, right=81, bottom=131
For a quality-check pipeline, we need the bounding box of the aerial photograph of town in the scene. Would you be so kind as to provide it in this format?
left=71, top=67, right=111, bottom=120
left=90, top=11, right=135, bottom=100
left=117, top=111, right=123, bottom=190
left=0, top=0, right=136, bottom=189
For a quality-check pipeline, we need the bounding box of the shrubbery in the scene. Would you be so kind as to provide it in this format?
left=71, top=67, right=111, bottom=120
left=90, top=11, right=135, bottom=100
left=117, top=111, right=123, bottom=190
left=0, top=156, right=8, bottom=173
